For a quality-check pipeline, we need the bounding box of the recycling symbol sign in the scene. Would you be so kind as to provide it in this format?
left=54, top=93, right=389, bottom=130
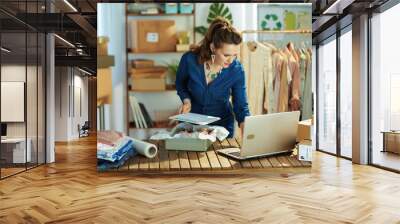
left=261, top=14, right=282, bottom=31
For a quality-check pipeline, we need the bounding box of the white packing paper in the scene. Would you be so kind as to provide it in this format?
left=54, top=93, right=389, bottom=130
left=126, top=137, right=158, bottom=159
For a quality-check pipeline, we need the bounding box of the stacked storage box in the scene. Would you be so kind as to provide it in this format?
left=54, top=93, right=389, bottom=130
left=130, top=60, right=167, bottom=91
left=128, top=20, right=177, bottom=53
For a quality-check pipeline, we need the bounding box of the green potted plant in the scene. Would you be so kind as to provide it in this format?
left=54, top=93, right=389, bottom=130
left=195, top=3, right=233, bottom=36
left=165, top=61, right=179, bottom=85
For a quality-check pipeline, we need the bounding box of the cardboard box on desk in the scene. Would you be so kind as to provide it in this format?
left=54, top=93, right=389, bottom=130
left=165, top=138, right=212, bottom=152
left=297, top=140, right=313, bottom=161
left=128, top=20, right=177, bottom=53
left=297, top=119, right=312, bottom=142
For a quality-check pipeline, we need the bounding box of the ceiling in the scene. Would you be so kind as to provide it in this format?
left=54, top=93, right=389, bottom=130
left=311, top=0, right=391, bottom=43
left=1, top=0, right=397, bottom=73
left=0, top=0, right=97, bottom=74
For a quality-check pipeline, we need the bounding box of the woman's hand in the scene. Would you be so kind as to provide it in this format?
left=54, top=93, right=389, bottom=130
left=169, top=99, right=191, bottom=127
left=178, top=99, right=191, bottom=114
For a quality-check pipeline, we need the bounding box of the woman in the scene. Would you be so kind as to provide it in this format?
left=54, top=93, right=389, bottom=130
left=175, top=17, right=250, bottom=138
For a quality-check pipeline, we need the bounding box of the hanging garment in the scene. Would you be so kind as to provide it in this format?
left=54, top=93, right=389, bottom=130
left=240, top=41, right=272, bottom=115
left=261, top=41, right=278, bottom=114
left=278, top=52, right=290, bottom=112
left=302, top=49, right=313, bottom=120
left=298, top=48, right=308, bottom=117
left=272, top=51, right=284, bottom=113
left=286, top=47, right=301, bottom=111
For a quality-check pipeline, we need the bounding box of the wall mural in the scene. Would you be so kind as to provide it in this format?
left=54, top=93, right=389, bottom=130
left=258, top=4, right=311, bottom=31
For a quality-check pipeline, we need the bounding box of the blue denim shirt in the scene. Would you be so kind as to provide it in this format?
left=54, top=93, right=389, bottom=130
left=175, top=51, right=250, bottom=138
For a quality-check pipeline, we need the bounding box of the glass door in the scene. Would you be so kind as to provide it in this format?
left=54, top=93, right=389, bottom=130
left=317, top=36, right=337, bottom=155
left=0, top=0, right=47, bottom=179
left=339, top=27, right=352, bottom=159
left=370, top=3, right=400, bottom=171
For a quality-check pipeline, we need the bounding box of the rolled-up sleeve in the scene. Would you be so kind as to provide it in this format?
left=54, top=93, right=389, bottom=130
left=175, top=53, right=191, bottom=102
left=232, top=65, right=251, bottom=125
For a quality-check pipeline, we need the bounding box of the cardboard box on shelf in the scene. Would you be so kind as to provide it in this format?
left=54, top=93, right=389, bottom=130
left=132, top=59, right=154, bottom=68
left=297, top=119, right=312, bottom=142
left=130, top=66, right=167, bottom=75
left=97, top=68, right=112, bottom=105
left=97, top=36, right=109, bottom=56
left=129, top=20, right=177, bottom=53
left=97, top=55, right=115, bottom=69
left=131, top=72, right=166, bottom=91
left=297, top=140, right=313, bottom=161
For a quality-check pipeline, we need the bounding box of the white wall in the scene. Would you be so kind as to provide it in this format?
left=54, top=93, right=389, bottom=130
left=55, top=67, right=68, bottom=141
left=195, top=3, right=257, bottom=42
left=1, top=65, right=35, bottom=137
left=54, top=67, right=89, bottom=141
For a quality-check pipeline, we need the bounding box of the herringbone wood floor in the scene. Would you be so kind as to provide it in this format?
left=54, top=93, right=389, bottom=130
left=1, top=135, right=400, bottom=223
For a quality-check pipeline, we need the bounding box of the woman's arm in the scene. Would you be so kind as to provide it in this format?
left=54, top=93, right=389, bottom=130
left=175, top=53, right=191, bottom=103
left=232, top=65, right=250, bottom=134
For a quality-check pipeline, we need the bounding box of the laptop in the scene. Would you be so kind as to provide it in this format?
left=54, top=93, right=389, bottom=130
left=217, top=111, right=300, bottom=160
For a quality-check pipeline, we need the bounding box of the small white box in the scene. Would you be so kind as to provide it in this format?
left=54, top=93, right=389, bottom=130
left=297, top=140, right=313, bottom=162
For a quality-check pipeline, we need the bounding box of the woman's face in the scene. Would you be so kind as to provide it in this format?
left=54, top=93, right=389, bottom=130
left=212, top=43, right=239, bottom=68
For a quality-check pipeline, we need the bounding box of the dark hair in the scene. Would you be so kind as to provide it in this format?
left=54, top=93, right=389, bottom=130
left=191, top=17, right=242, bottom=64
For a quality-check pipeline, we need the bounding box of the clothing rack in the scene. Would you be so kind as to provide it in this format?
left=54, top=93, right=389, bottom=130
left=241, top=29, right=312, bottom=49
left=241, top=29, right=312, bottom=34
left=239, top=32, right=313, bottom=119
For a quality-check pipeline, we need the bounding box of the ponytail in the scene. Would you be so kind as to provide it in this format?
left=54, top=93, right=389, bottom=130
left=191, top=17, right=242, bottom=64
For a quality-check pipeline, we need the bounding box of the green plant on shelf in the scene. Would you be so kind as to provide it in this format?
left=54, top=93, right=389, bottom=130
left=165, top=61, right=179, bottom=83
left=194, top=3, right=233, bottom=36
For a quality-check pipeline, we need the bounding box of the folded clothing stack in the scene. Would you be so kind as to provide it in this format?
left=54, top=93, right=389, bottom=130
left=97, top=137, right=136, bottom=171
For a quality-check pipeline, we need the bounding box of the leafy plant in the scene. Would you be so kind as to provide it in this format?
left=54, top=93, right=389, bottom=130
left=194, top=3, right=233, bottom=36
left=165, top=61, right=179, bottom=83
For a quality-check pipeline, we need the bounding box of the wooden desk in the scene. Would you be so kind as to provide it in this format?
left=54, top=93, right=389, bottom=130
left=113, top=137, right=311, bottom=174
left=1, top=138, right=31, bottom=163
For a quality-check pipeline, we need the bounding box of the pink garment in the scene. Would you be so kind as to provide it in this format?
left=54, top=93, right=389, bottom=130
left=286, top=48, right=301, bottom=111
left=272, top=52, right=283, bottom=112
